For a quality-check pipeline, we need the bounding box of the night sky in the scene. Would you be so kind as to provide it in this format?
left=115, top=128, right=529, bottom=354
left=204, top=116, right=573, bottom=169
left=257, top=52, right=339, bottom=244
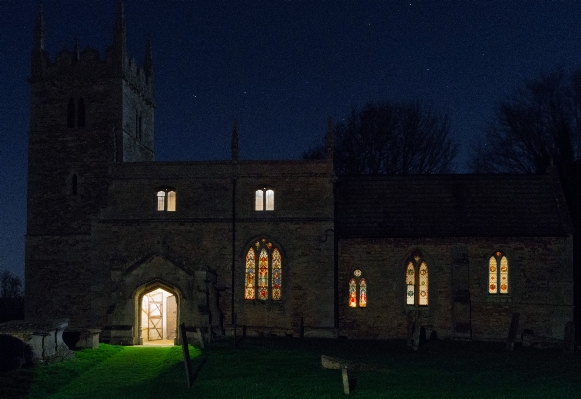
left=1, top=0, right=581, bottom=281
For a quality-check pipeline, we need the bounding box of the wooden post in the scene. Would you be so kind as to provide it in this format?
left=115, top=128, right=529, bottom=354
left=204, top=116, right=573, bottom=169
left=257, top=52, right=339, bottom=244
left=180, top=323, right=193, bottom=388
left=342, top=366, right=350, bottom=394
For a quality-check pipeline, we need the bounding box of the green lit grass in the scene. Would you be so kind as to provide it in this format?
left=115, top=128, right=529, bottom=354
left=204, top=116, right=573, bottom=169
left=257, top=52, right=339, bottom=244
left=1, top=338, right=581, bottom=398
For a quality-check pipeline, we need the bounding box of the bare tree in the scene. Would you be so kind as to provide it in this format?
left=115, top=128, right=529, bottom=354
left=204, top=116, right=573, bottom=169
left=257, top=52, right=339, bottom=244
left=304, top=101, right=458, bottom=175
left=0, top=270, right=24, bottom=322
left=470, top=68, right=581, bottom=174
left=0, top=270, right=22, bottom=300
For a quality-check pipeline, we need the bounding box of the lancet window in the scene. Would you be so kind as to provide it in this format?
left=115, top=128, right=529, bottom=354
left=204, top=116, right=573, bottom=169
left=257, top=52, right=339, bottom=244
left=348, top=269, right=367, bottom=308
left=244, top=238, right=282, bottom=300
left=489, top=252, right=508, bottom=294
left=406, top=252, right=428, bottom=306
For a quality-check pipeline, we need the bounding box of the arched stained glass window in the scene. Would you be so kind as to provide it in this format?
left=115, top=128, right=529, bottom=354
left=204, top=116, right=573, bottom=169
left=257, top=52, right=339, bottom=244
left=419, top=261, right=428, bottom=306
left=244, top=238, right=282, bottom=301
left=406, top=252, right=428, bottom=306
left=245, top=248, right=256, bottom=299
left=258, top=249, right=269, bottom=300
left=489, top=252, right=509, bottom=294
left=348, top=270, right=367, bottom=308
left=272, top=249, right=282, bottom=300
left=406, top=262, right=415, bottom=305
left=349, top=278, right=357, bottom=308
left=359, top=278, right=367, bottom=308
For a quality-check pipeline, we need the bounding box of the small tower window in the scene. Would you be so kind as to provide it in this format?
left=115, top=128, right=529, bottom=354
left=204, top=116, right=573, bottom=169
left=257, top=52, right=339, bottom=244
left=67, top=98, right=75, bottom=128
left=157, top=189, right=176, bottom=212
left=255, top=188, right=274, bottom=211
left=77, top=98, right=85, bottom=128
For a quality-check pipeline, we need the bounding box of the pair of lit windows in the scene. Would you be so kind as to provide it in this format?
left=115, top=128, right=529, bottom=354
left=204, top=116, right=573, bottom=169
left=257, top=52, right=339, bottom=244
left=244, top=238, right=282, bottom=300
left=255, top=189, right=274, bottom=211
left=489, top=252, right=508, bottom=294
left=349, top=270, right=367, bottom=308
left=350, top=253, right=429, bottom=309
left=157, top=190, right=176, bottom=212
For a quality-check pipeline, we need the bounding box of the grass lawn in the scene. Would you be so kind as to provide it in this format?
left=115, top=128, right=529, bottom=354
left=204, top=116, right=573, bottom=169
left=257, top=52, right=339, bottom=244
left=1, top=337, right=580, bottom=398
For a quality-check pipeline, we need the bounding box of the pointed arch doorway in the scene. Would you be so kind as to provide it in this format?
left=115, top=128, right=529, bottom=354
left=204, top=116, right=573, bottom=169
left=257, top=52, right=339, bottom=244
left=134, top=281, right=180, bottom=346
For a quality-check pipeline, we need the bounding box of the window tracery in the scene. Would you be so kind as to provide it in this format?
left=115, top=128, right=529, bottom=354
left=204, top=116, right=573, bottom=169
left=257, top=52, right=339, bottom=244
left=349, top=269, right=367, bottom=308
left=406, top=252, right=428, bottom=306
left=489, top=251, right=508, bottom=294
left=244, top=238, right=282, bottom=300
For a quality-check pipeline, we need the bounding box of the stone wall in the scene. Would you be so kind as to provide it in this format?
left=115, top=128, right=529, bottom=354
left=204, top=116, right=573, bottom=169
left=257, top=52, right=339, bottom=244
left=338, top=236, right=574, bottom=341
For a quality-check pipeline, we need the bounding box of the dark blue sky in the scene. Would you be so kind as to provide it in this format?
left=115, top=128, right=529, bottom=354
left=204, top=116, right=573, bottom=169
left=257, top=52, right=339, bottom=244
left=2, top=0, right=581, bottom=281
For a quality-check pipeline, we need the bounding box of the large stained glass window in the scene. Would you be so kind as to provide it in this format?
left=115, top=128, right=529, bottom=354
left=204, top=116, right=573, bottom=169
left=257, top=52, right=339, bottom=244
left=244, top=238, right=282, bottom=301
left=489, top=252, right=509, bottom=294
left=349, top=270, right=367, bottom=308
left=406, top=252, right=428, bottom=306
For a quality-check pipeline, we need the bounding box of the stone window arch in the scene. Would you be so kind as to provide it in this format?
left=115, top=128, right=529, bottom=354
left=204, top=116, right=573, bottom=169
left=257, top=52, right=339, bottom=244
left=406, top=251, right=428, bottom=306
left=349, top=269, right=367, bottom=308
left=489, top=251, right=509, bottom=294
left=244, top=237, right=282, bottom=300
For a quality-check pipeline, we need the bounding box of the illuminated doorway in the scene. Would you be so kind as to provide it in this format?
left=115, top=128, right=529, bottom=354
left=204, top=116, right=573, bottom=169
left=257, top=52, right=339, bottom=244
left=141, top=288, right=177, bottom=344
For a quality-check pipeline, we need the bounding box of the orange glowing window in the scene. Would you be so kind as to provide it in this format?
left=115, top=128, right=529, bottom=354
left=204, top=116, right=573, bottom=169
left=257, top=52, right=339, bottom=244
left=406, top=252, right=428, bottom=306
left=244, top=238, right=282, bottom=300
left=489, top=252, right=508, bottom=294
left=349, top=270, right=367, bottom=308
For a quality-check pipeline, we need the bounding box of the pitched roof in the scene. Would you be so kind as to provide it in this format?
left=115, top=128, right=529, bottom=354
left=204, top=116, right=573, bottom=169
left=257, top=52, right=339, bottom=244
left=335, top=172, right=573, bottom=238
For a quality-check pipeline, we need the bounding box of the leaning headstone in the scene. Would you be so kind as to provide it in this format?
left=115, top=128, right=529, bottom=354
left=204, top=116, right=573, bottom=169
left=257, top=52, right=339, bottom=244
left=196, top=328, right=205, bottom=349
left=342, top=367, right=350, bottom=395
left=180, top=323, right=193, bottom=388
left=506, top=313, right=520, bottom=351
left=564, top=321, right=575, bottom=354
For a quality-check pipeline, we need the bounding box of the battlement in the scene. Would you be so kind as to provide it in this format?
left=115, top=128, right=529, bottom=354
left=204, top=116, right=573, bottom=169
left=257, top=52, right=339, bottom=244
left=30, top=45, right=154, bottom=105
left=29, top=1, right=154, bottom=105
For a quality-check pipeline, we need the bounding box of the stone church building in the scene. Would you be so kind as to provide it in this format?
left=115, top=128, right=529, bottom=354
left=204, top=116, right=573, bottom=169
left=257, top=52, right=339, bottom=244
left=25, top=4, right=574, bottom=346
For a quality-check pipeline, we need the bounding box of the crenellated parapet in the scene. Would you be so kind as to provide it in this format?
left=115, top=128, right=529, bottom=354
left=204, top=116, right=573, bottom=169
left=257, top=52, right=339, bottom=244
left=29, top=1, right=154, bottom=106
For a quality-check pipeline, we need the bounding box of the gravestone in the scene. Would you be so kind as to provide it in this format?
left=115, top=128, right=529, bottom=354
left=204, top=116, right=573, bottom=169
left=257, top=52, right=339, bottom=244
left=506, top=313, right=520, bottom=351
left=342, top=367, right=350, bottom=394
left=180, top=323, right=193, bottom=388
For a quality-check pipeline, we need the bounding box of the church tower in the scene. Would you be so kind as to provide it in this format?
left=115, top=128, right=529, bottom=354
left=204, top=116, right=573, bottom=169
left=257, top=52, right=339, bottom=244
left=25, top=2, right=155, bottom=326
